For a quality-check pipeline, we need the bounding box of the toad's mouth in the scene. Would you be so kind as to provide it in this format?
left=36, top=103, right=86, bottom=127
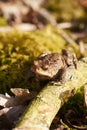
left=35, top=68, right=58, bottom=80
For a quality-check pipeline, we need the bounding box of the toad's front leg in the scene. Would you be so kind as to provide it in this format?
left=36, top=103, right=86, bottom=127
left=51, top=66, right=74, bottom=85
left=59, top=67, right=74, bottom=83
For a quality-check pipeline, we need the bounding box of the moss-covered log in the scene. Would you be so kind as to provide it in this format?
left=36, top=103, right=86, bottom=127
left=13, top=58, right=87, bottom=130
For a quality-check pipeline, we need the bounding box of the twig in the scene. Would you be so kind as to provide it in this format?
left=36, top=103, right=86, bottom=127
left=57, top=25, right=79, bottom=51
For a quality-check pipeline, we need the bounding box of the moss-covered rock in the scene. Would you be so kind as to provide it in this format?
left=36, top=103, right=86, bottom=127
left=0, top=25, right=67, bottom=93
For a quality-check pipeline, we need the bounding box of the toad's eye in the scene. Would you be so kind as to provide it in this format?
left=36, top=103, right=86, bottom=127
left=38, top=52, right=51, bottom=59
left=42, top=65, right=49, bottom=70
left=67, top=59, right=73, bottom=65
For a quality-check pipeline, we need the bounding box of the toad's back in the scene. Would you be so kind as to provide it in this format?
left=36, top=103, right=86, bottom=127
left=31, top=53, right=66, bottom=80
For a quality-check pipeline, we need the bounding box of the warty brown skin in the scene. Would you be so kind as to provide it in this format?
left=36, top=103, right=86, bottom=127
left=31, top=49, right=77, bottom=82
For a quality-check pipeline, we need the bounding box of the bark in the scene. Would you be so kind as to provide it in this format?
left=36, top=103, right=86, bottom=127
left=13, top=58, right=87, bottom=130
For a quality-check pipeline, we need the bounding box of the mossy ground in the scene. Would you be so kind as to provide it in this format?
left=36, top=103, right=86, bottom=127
left=0, top=25, right=67, bottom=93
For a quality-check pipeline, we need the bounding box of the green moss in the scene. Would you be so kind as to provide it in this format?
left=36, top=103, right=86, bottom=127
left=0, top=17, right=7, bottom=26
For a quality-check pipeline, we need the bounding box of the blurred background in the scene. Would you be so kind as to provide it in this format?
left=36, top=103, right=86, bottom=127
left=0, top=1, right=87, bottom=130
left=0, top=0, right=87, bottom=28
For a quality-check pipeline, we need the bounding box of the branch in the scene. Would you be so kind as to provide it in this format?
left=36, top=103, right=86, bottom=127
left=13, top=58, right=87, bottom=130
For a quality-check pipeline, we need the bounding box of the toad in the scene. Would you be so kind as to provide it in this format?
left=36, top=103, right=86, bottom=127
left=31, top=49, right=77, bottom=83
